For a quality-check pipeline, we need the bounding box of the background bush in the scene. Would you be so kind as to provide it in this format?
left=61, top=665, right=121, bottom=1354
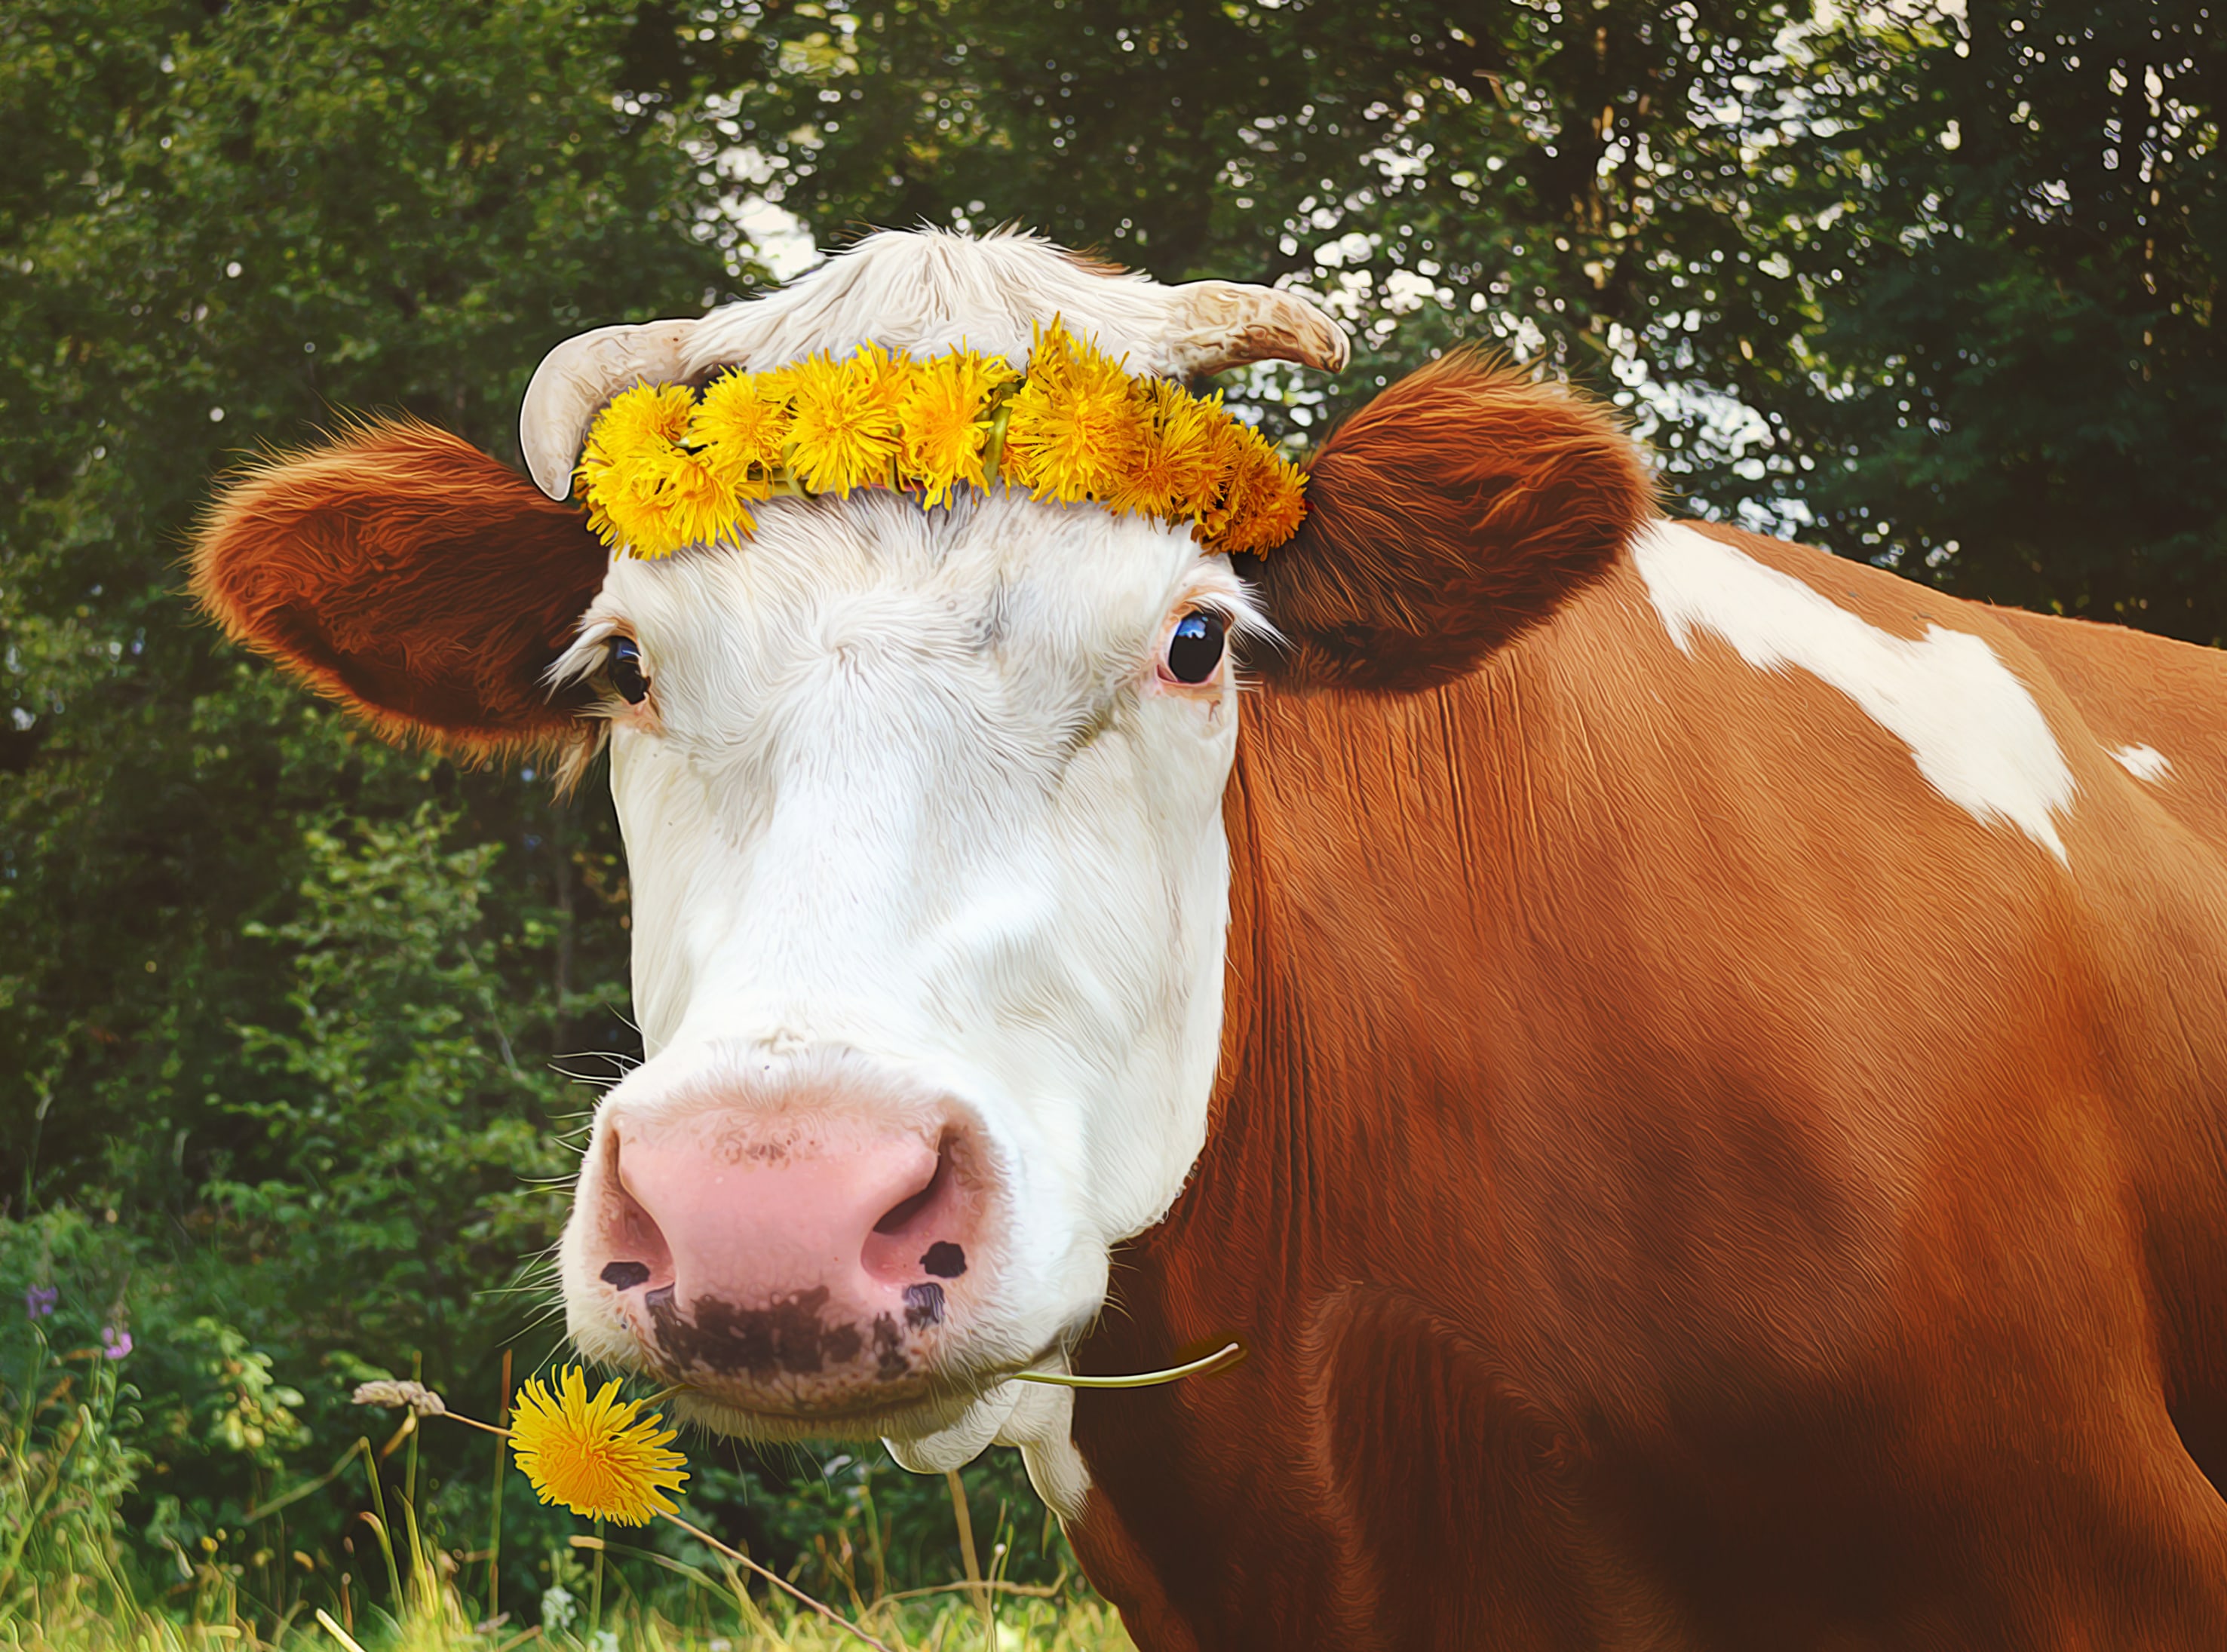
left=2, top=0, right=2219, bottom=1637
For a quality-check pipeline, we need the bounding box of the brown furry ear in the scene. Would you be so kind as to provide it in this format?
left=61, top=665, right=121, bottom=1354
left=190, top=416, right=609, bottom=756
left=1241, top=354, right=1656, bottom=691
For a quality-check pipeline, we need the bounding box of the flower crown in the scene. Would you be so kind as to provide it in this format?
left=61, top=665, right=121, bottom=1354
left=577, top=320, right=1309, bottom=561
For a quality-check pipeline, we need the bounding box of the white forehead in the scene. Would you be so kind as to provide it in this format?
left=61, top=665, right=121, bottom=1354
left=683, top=228, right=1202, bottom=378
left=575, top=490, right=1252, bottom=714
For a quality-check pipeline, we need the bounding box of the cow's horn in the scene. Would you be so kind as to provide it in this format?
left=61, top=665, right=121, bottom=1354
left=517, top=318, right=704, bottom=499
left=1162, top=280, right=1351, bottom=378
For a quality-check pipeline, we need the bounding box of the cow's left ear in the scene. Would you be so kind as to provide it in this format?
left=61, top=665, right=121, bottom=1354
left=191, top=416, right=609, bottom=756
left=1238, top=353, right=1656, bottom=692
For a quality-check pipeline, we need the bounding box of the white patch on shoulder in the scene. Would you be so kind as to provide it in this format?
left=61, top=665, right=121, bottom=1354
left=1632, top=522, right=2076, bottom=863
left=2110, top=743, right=2173, bottom=783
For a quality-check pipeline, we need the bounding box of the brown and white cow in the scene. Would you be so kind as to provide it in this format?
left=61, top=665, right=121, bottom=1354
left=194, top=229, right=2227, bottom=1647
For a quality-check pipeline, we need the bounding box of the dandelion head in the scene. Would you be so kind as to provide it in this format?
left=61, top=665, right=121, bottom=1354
left=898, top=349, right=1019, bottom=508
left=1004, top=323, right=1146, bottom=504
left=1108, top=381, right=1231, bottom=523
left=579, top=383, right=740, bottom=556
left=783, top=346, right=904, bottom=496
left=1209, top=436, right=1310, bottom=555
left=509, top=1367, right=689, bottom=1527
left=588, top=444, right=747, bottom=560
left=690, top=371, right=792, bottom=496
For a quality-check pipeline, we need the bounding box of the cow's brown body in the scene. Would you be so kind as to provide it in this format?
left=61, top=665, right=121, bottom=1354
left=1066, top=525, right=2227, bottom=1649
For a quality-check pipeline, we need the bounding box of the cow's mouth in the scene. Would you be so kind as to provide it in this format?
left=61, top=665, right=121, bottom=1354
left=652, top=1350, right=1041, bottom=1447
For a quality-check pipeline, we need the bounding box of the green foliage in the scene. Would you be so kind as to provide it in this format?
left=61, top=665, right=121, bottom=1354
left=1, top=1309, right=146, bottom=1624
left=1700, top=1, right=2227, bottom=639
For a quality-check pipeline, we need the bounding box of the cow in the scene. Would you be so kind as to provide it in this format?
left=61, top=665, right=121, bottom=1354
left=191, top=228, right=2227, bottom=1648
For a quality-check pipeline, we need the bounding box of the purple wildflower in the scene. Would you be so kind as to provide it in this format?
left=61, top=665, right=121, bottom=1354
left=24, top=1286, right=57, bottom=1319
left=100, top=1326, right=132, bottom=1359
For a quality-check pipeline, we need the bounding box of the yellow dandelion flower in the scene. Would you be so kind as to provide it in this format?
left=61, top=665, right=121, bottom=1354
left=508, top=1367, right=688, bottom=1526
left=578, top=382, right=699, bottom=550
left=1203, top=432, right=1308, bottom=555
left=1003, top=322, right=1147, bottom=504
left=1179, top=415, right=1253, bottom=542
left=690, top=371, right=793, bottom=498
left=784, top=345, right=905, bottom=496
left=1106, top=381, right=1231, bottom=522
left=586, top=440, right=747, bottom=560
left=588, top=381, right=695, bottom=458
left=897, top=348, right=1020, bottom=508
left=1216, top=446, right=1309, bottom=554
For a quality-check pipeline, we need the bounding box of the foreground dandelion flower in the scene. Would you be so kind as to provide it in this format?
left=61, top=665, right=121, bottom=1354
left=1213, top=443, right=1309, bottom=554
left=613, top=446, right=747, bottom=559
left=578, top=382, right=713, bottom=554
left=509, top=1367, right=689, bottom=1525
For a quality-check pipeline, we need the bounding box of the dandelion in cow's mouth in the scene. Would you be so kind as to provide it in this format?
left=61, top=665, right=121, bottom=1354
left=508, top=1365, right=689, bottom=1525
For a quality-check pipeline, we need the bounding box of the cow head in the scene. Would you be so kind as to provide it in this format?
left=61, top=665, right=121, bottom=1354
left=192, top=230, right=1651, bottom=1480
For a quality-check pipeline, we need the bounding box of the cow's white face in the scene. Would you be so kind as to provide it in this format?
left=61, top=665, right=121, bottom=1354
left=552, top=483, right=1253, bottom=1460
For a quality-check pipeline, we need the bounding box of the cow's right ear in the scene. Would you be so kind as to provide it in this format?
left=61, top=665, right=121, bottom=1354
left=190, top=416, right=610, bottom=756
left=1238, top=354, right=1656, bottom=692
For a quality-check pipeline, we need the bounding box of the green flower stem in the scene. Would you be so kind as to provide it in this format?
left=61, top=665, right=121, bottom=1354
left=1011, top=1341, right=1243, bottom=1389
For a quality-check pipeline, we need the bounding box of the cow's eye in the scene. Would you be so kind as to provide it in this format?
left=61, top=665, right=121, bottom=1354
left=606, top=636, right=649, bottom=704
left=1163, top=610, right=1226, bottom=685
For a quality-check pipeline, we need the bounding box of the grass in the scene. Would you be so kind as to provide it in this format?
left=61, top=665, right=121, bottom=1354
left=0, top=1329, right=1135, bottom=1652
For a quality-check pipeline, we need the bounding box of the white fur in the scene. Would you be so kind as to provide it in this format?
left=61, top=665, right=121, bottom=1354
left=556, top=484, right=1248, bottom=1470
left=686, top=228, right=1215, bottom=379
left=2110, top=743, right=2173, bottom=783
left=1633, top=522, right=2077, bottom=863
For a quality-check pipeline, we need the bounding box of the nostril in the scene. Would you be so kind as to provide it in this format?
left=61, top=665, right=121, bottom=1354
left=602, top=1136, right=676, bottom=1293
left=873, top=1145, right=949, bottom=1237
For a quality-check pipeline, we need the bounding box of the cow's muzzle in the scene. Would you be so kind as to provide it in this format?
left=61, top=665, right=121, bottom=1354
left=578, top=1102, right=997, bottom=1417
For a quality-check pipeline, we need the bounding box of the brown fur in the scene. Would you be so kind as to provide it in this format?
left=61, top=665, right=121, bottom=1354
left=1245, top=353, right=1657, bottom=691
left=1063, top=528, right=2227, bottom=1648
left=189, top=416, right=608, bottom=756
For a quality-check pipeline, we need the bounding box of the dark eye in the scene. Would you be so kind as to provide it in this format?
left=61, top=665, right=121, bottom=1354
left=1164, top=610, right=1227, bottom=685
left=606, top=636, right=649, bottom=704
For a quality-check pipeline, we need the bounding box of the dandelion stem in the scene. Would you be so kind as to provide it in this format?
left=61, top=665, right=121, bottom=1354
left=1011, top=1341, right=1243, bottom=1389
left=442, top=1411, right=512, bottom=1438
left=406, top=1393, right=894, bottom=1652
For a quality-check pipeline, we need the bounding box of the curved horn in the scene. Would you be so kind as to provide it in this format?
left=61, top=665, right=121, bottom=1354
left=1161, top=280, right=1351, bottom=378
left=517, top=318, right=703, bottom=499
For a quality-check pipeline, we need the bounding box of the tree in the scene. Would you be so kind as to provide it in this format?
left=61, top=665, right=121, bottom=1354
left=633, top=0, right=2222, bottom=633
left=1701, top=1, right=2227, bottom=642
left=0, top=0, right=736, bottom=1203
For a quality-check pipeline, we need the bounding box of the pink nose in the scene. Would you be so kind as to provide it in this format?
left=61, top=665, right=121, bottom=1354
left=587, top=1114, right=984, bottom=1403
